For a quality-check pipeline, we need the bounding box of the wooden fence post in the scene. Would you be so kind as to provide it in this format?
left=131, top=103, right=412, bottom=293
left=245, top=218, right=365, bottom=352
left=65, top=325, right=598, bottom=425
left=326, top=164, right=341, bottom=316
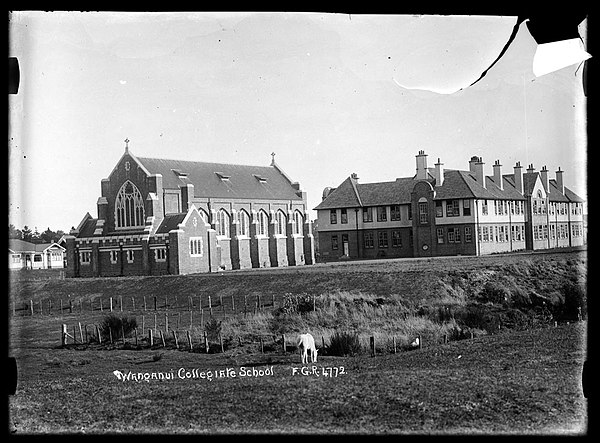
left=189, top=310, right=193, bottom=329
left=69, top=299, right=73, bottom=314
left=165, top=295, right=169, bottom=310
left=187, top=330, right=193, bottom=351
left=444, top=334, right=448, bottom=344
left=418, top=334, right=422, bottom=350
left=204, top=331, right=209, bottom=353
left=322, top=336, right=325, bottom=350
left=109, top=328, right=113, bottom=344
left=30, top=300, right=34, bottom=316
left=208, top=296, right=212, bottom=316
left=231, top=295, right=235, bottom=312
left=79, top=322, right=84, bottom=343
left=173, top=330, right=179, bottom=349
left=154, top=296, right=157, bottom=311
left=99, top=298, right=103, bottom=312
left=131, top=297, right=135, bottom=311
left=392, top=336, right=397, bottom=354
left=109, top=297, right=113, bottom=312
left=370, top=336, right=375, bottom=357
left=96, top=325, right=102, bottom=344
left=134, top=328, right=138, bottom=346
left=165, top=312, right=169, bottom=333
left=148, top=329, right=154, bottom=347
left=244, top=294, right=248, bottom=316
left=154, top=313, right=157, bottom=331
left=219, top=334, right=224, bottom=353
left=61, top=324, right=67, bottom=346
left=201, top=308, right=204, bottom=328
left=257, top=294, right=261, bottom=311
left=313, top=295, right=316, bottom=312
left=144, top=296, right=147, bottom=311
left=160, top=330, right=166, bottom=347
left=120, top=296, right=123, bottom=312
left=271, top=293, right=275, bottom=307
left=142, top=315, right=145, bottom=332
left=72, top=325, right=77, bottom=344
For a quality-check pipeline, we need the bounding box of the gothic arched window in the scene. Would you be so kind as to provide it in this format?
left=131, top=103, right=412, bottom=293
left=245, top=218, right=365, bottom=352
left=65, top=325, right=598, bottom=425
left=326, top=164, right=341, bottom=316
left=115, top=180, right=145, bottom=229
left=216, top=209, right=230, bottom=237
left=239, top=210, right=250, bottom=236
left=275, top=210, right=286, bottom=235
left=257, top=210, right=268, bottom=236
left=293, top=210, right=303, bottom=235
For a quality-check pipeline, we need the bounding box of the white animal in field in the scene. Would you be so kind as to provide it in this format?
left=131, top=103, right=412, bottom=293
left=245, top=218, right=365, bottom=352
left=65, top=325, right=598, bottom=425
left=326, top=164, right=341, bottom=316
left=410, top=337, right=420, bottom=348
left=297, top=333, right=318, bottom=364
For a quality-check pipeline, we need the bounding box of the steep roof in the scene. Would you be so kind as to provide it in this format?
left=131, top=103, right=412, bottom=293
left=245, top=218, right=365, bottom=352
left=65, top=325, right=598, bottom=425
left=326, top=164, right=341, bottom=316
left=155, top=213, right=187, bottom=234
left=136, top=157, right=303, bottom=201
left=315, top=169, right=527, bottom=210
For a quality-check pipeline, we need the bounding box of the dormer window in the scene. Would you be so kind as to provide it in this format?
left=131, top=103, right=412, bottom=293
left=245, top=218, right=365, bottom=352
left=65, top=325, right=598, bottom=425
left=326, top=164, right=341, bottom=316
left=253, top=174, right=268, bottom=183
left=215, top=172, right=230, bottom=181
left=172, top=169, right=189, bottom=178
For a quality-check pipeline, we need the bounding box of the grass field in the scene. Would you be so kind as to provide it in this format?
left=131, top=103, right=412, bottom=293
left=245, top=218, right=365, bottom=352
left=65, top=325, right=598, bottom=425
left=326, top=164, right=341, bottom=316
left=9, top=323, right=587, bottom=434
left=8, top=249, right=588, bottom=434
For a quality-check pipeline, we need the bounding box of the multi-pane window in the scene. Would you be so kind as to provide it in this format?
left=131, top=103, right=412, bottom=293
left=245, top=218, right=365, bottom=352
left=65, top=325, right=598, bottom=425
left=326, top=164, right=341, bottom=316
left=110, top=250, right=118, bottom=264
left=377, top=206, right=387, bottom=222
left=481, top=200, right=488, bottom=216
left=364, top=232, right=374, bottom=248
left=257, top=210, right=268, bottom=236
left=126, top=250, right=135, bottom=263
left=391, top=231, right=402, bottom=248
left=363, top=207, right=373, bottom=223
left=115, top=180, right=145, bottom=229
left=216, top=209, right=230, bottom=237
left=465, top=226, right=472, bottom=242
left=390, top=205, right=401, bottom=221
left=239, top=210, right=250, bottom=236
left=331, top=235, right=339, bottom=250
left=463, top=200, right=471, bottom=216
left=436, top=227, right=444, bottom=244
left=418, top=202, right=428, bottom=224
left=446, top=200, right=460, bottom=217
left=447, top=227, right=461, bottom=243
left=293, top=211, right=303, bottom=235
left=154, top=247, right=167, bottom=262
left=435, top=201, right=443, bottom=218
left=378, top=231, right=388, bottom=248
left=407, top=205, right=413, bottom=221
left=189, top=237, right=203, bottom=257
left=275, top=211, right=286, bottom=235
left=80, top=251, right=91, bottom=264
left=330, top=209, right=337, bottom=224
left=482, top=226, right=490, bottom=242
left=340, top=208, right=348, bottom=224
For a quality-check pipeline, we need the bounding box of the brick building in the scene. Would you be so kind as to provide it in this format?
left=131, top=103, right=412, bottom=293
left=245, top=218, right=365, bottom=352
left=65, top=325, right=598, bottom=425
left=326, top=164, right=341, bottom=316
left=315, top=151, right=585, bottom=261
left=64, top=142, right=315, bottom=277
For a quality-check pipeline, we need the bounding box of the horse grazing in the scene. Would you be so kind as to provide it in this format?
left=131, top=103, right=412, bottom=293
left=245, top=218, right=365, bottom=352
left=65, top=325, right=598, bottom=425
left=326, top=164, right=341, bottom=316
left=297, top=333, right=318, bottom=364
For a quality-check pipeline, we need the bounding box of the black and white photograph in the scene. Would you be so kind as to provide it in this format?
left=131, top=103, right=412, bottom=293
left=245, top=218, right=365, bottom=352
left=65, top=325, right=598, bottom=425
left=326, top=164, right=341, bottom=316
left=8, top=10, right=588, bottom=434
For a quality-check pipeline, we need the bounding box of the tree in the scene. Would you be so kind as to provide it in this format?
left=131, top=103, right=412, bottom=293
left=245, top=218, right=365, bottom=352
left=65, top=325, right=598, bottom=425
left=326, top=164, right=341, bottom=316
left=21, top=226, right=32, bottom=242
left=8, top=224, right=22, bottom=239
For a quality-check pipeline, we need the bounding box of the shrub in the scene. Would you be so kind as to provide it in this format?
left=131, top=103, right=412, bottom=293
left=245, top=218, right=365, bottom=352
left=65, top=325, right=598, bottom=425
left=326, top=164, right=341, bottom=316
left=99, top=313, right=137, bottom=341
left=478, top=281, right=511, bottom=305
left=204, top=317, right=222, bottom=342
left=327, top=331, right=362, bottom=356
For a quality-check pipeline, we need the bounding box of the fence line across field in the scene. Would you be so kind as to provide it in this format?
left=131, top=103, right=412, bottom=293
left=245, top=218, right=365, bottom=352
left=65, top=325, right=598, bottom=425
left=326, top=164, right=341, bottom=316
left=14, top=293, right=283, bottom=318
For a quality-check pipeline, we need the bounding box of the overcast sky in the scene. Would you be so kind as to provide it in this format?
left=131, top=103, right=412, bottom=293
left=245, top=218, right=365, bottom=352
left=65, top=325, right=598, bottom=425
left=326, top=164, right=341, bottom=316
left=8, top=12, right=588, bottom=233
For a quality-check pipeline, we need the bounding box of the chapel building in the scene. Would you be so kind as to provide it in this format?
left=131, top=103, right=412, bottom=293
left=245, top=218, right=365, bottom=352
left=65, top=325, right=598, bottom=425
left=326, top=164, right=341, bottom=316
left=64, top=142, right=315, bottom=277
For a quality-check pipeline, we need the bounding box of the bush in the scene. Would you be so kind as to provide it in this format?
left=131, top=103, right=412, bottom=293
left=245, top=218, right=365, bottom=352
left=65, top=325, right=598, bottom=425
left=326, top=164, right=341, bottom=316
left=99, top=313, right=137, bottom=341
left=327, top=331, right=362, bottom=356
left=204, top=317, right=222, bottom=342
left=279, top=292, right=315, bottom=315
left=478, top=281, right=511, bottom=305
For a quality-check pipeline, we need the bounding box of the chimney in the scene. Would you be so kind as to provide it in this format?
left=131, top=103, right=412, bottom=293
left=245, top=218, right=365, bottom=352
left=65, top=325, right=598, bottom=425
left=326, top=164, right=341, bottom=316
left=434, top=158, right=444, bottom=187
left=474, top=157, right=486, bottom=188
left=527, top=163, right=535, bottom=174
left=468, top=155, right=479, bottom=173
left=350, top=172, right=359, bottom=181
left=540, top=165, right=549, bottom=192
left=492, top=160, right=503, bottom=190
left=415, top=150, right=429, bottom=180
left=555, top=167, right=564, bottom=194
left=514, top=161, right=524, bottom=194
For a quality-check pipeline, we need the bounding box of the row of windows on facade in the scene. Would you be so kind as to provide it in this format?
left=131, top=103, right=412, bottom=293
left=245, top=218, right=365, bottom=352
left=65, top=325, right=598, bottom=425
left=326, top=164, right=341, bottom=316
left=78, top=239, right=203, bottom=265
left=329, top=200, right=491, bottom=225
left=329, top=199, right=583, bottom=226
left=113, top=180, right=306, bottom=235
left=330, top=221, right=584, bottom=251
left=11, top=252, right=63, bottom=263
